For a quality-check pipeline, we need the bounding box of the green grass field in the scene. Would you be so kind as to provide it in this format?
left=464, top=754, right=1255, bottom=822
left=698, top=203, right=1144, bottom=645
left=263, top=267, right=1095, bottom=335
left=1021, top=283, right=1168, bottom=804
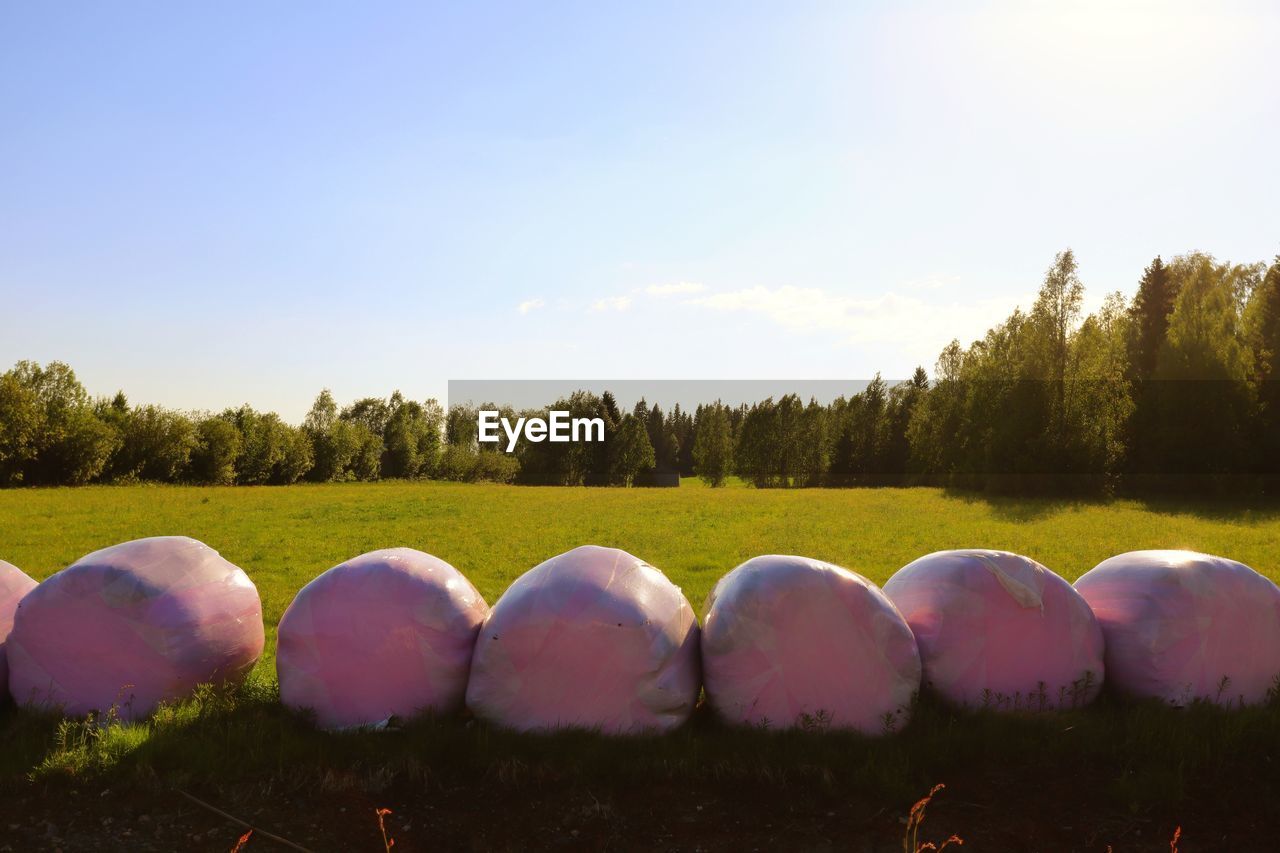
left=5, top=479, right=1280, bottom=666
left=2, top=481, right=1280, bottom=849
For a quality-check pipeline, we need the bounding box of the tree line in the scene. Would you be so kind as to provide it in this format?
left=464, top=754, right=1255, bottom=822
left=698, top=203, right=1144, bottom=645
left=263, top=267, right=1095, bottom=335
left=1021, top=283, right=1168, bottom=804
left=3, top=249, right=1278, bottom=492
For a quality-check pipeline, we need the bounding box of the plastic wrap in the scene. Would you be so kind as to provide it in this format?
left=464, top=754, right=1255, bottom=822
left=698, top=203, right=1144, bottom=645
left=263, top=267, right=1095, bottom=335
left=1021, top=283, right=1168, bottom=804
left=0, top=559, right=38, bottom=699
left=1075, top=550, right=1280, bottom=706
left=276, top=548, right=489, bottom=729
left=883, top=550, right=1104, bottom=710
left=7, top=536, right=264, bottom=720
left=465, top=545, right=700, bottom=734
left=701, top=555, right=920, bottom=733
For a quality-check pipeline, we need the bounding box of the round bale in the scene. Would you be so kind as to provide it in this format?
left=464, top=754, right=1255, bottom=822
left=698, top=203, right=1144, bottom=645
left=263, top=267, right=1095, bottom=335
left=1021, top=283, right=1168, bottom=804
left=0, top=559, right=38, bottom=698
left=884, top=549, right=1104, bottom=710
left=277, top=548, right=489, bottom=729
left=8, top=536, right=264, bottom=719
left=1075, top=550, right=1280, bottom=706
left=465, top=545, right=700, bottom=734
left=701, top=555, right=921, bottom=733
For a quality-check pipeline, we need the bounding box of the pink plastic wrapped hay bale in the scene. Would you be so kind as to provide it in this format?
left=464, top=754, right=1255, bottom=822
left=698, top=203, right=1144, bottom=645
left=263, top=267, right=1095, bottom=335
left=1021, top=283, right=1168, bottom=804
left=277, top=548, right=489, bottom=729
left=884, top=550, right=1104, bottom=710
left=1075, top=550, right=1280, bottom=706
left=0, top=560, right=38, bottom=698
left=7, top=536, right=264, bottom=719
left=701, top=555, right=921, bottom=733
left=465, top=545, right=700, bottom=734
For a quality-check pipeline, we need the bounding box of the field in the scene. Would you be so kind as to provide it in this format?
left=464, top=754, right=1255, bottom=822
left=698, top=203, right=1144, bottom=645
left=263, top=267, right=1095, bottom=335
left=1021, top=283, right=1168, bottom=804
left=3, top=481, right=1280, bottom=851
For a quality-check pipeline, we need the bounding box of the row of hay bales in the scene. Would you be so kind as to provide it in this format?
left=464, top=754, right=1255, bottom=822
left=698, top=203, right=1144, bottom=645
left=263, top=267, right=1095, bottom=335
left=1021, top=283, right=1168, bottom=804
left=2, top=537, right=1279, bottom=734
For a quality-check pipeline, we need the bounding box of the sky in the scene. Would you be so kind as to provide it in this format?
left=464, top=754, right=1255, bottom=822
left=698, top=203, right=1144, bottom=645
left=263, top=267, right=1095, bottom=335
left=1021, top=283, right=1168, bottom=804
left=2, top=1, right=1278, bottom=421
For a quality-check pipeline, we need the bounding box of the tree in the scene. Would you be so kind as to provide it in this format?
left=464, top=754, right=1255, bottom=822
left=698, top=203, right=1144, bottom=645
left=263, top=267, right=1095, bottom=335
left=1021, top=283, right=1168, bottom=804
left=587, top=391, right=622, bottom=484
left=1029, top=249, right=1085, bottom=461
left=0, top=361, right=117, bottom=485
left=879, top=369, right=929, bottom=477
left=609, top=413, right=655, bottom=486
left=513, top=392, right=600, bottom=485
left=907, top=341, right=965, bottom=476
left=1248, top=259, right=1280, bottom=472
left=341, top=397, right=391, bottom=439
left=645, top=403, right=679, bottom=471
left=0, top=369, right=41, bottom=485
left=796, top=398, right=829, bottom=486
left=1149, top=254, right=1260, bottom=475
left=420, top=399, right=445, bottom=475
left=445, top=404, right=478, bottom=448
left=1127, top=256, right=1176, bottom=382
left=48, top=408, right=119, bottom=485
left=349, top=423, right=382, bottom=480
left=383, top=396, right=440, bottom=478
left=225, top=406, right=313, bottom=485
left=851, top=377, right=887, bottom=476
left=107, top=405, right=198, bottom=482
left=1065, top=292, right=1133, bottom=481
left=190, top=415, right=241, bottom=485
left=304, top=390, right=362, bottom=481
left=1125, top=257, right=1178, bottom=475
left=735, top=398, right=779, bottom=487
left=693, top=402, right=733, bottom=486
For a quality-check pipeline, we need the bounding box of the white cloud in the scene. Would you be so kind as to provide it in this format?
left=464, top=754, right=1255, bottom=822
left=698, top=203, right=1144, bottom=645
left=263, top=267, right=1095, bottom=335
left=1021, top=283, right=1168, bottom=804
left=590, top=295, right=633, bottom=312
left=684, top=285, right=1018, bottom=361
left=645, top=282, right=707, bottom=297
left=899, top=275, right=961, bottom=292
left=517, top=298, right=545, bottom=315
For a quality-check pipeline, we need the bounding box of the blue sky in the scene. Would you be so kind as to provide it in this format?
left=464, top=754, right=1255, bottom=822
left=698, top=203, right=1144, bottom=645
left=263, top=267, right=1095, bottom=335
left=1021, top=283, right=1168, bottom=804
left=3, top=1, right=1278, bottom=421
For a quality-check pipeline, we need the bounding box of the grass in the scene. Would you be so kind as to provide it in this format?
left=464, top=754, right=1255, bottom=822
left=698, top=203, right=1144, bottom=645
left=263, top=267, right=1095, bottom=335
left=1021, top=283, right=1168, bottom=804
left=1, top=481, right=1279, bottom=844
left=4, top=478, right=1280, bottom=668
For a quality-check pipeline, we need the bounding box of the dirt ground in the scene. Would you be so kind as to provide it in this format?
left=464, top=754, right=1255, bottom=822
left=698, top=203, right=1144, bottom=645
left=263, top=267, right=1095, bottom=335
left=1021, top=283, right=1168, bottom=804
left=0, top=765, right=1262, bottom=853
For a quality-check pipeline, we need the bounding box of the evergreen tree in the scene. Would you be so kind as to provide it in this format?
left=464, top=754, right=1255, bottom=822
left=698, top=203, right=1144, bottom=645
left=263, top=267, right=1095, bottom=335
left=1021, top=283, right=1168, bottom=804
left=1127, top=256, right=1175, bottom=382
left=693, top=402, right=734, bottom=486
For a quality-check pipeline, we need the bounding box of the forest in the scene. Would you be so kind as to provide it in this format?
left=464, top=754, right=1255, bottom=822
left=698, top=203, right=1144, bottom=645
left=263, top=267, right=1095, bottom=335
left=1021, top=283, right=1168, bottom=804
left=3, top=250, right=1279, bottom=493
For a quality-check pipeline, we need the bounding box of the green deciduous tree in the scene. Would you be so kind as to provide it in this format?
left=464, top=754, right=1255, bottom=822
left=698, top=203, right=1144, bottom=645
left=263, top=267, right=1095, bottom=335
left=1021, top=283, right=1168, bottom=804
left=190, top=415, right=242, bottom=485
left=107, top=404, right=198, bottom=482
left=0, top=361, right=117, bottom=485
left=1148, top=254, right=1261, bottom=475
left=383, top=396, right=442, bottom=478
left=225, top=405, right=313, bottom=485
left=305, top=390, right=362, bottom=481
left=1247, top=259, right=1280, bottom=472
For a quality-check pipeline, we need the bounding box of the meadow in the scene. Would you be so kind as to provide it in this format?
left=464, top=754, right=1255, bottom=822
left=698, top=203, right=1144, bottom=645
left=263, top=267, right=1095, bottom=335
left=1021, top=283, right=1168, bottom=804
left=6, top=479, right=1280, bottom=657
left=2, top=481, right=1280, bottom=850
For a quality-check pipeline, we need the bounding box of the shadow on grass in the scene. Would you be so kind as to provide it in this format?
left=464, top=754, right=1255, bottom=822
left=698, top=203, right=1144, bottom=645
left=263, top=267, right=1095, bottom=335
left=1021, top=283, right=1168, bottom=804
left=1127, top=492, right=1280, bottom=524
left=941, top=484, right=1280, bottom=525
left=940, top=488, right=1096, bottom=522
left=5, top=676, right=1280, bottom=822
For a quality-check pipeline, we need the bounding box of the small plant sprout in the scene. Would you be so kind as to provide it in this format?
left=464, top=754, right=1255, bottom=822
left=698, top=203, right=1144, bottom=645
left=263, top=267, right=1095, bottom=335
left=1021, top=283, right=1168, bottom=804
left=796, top=709, right=832, bottom=732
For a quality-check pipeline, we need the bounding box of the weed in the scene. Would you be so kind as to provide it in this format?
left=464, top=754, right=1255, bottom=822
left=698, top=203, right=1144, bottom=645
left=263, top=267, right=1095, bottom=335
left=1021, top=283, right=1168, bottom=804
left=375, top=807, right=395, bottom=852
left=901, top=783, right=963, bottom=852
